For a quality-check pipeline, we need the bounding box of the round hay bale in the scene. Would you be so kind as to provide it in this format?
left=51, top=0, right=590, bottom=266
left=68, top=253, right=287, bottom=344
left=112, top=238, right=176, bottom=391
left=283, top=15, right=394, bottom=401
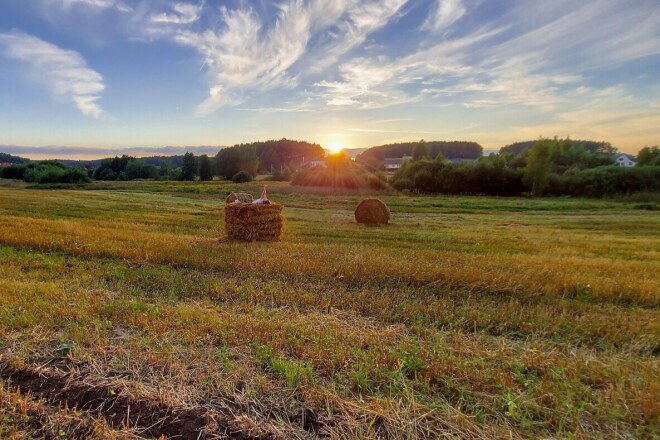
left=226, top=192, right=253, bottom=204
left=355, top=198, right=390, bottom=225
left=225, top=202, right=283, bottom=241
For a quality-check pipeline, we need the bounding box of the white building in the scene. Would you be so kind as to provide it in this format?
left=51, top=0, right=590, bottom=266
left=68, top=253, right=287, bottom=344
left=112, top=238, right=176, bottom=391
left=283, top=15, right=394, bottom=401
left=384, top=156, right=413, bottom=171
left=612, top=154, right=636, bottom=167
left=300, top=159, right=326, bottom=170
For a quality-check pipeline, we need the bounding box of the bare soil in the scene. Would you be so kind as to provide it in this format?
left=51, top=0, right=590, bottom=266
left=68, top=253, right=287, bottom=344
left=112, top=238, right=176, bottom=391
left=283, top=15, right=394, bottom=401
left=0, top=361, right=283, bottom=440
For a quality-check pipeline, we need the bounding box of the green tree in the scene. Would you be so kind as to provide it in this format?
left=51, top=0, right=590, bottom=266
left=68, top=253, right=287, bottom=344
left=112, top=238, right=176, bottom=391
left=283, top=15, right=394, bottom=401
left=180, top=152, right=197, bottom=181
left=215, top=146, right=258, bottom=179
left=637, top=146, right=659, bottom=166
left=412, top=139, right=431, bottom=161
left=199, top=154, right=214, bottom=181
left=159, top=161, right=170, bottom=179
left=524, top=139, right=554, bottom=195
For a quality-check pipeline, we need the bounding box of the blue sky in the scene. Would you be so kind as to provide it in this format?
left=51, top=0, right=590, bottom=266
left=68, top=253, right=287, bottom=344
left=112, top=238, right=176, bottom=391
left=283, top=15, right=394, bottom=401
left=0, top=0, right=659, bottom=158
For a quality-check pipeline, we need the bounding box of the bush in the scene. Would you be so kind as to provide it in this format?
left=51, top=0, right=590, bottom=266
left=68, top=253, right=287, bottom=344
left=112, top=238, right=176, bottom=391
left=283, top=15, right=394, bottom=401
left=232, top=171, right=253, bottom=183
left=270, top=167, right=293, bottom=181
left=366, top=172, right=388, bottom=190
left=21, top=163, right=90, bottom=184
left=391, top=178, right=413, bottom=191
left=390, top=158, right=525, bottom=196
left=1, top=164, right=28, bottom=179
left=562, top=166, right=660, bottom=197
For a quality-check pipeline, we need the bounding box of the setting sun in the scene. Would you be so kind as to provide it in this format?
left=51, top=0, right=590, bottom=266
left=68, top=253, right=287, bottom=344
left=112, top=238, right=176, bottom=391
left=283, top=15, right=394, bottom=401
left=327, top=141, right=344, bottom=154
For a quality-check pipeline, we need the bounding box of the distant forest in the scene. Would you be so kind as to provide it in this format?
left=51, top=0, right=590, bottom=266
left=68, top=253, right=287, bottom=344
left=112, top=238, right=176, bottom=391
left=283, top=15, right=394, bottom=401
left=500, top=139, right=617, bottom=155
left=0, top=152, right=30, bottom=164
left=356, top=141, right=483, bottom=166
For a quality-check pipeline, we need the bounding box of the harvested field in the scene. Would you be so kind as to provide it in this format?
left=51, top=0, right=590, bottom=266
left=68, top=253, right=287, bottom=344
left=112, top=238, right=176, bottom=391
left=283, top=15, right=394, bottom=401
left=0, top=180, right=658, bottom=439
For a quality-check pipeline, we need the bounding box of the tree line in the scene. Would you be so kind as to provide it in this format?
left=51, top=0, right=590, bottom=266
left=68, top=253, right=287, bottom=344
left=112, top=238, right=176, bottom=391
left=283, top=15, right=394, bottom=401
left=292, top=139, right=659, bottom=198
left=387, top=139, right=659, bottom=197
left=2, top=140, right=658, bottom=197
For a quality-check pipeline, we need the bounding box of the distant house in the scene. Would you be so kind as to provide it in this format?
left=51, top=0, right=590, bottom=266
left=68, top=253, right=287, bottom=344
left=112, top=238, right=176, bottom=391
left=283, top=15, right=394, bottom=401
left=612, top=153, right=636, bottom=167
left=0, top=162, right=12, bottom=168
left=300, top=159, right=326, bottom=170
left=384, top=156, right=413, bottom=171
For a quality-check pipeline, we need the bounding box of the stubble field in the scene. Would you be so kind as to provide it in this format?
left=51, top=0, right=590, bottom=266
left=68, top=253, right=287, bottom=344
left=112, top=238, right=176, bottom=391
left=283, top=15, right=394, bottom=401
left=0, top=180, right=658, bottom=439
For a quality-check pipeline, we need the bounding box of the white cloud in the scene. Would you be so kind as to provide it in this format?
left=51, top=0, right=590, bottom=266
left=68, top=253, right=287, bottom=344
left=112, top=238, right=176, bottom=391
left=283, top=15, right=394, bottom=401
left=163, top=0, right=407, bottom=113
left=151, top=2, right=203, bottom=25
left=60, top=0, right=132, bottom=13
left=482, top=0, right=660, bottom=72
left=423, top=0, right=466, bottom=33
left=0, top=32, right=106, bottom=119
left=308, top=0, right=408, bottom=70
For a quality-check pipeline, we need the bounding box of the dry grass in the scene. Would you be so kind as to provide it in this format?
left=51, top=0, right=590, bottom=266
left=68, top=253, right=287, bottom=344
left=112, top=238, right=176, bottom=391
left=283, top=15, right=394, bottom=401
left=0, top=182, right=658, bottom=439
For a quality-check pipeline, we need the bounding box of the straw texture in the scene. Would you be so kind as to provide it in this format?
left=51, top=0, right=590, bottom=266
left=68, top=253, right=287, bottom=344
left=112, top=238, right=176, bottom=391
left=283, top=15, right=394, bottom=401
left=354, top=198, right=390, bottom=225
left=225, top=202, right=283, bottom=241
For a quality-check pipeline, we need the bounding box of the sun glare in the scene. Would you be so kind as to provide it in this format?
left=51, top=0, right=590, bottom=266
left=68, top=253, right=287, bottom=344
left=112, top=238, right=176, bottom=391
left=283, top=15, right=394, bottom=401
left=327, top=141, right=344, bottom=154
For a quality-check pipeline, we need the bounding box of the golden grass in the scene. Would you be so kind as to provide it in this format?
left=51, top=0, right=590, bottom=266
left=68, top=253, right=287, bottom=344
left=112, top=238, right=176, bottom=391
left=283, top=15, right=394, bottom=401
left=0, top=184, right=658, bottom=439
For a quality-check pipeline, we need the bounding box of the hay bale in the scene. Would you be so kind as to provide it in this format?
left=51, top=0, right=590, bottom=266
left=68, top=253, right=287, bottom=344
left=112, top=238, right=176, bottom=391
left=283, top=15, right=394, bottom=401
left=225, top=202, right=283, bottom=241
left=355, top=198, right=390, bottom=225
left=226, top=192, right=253, bottom=204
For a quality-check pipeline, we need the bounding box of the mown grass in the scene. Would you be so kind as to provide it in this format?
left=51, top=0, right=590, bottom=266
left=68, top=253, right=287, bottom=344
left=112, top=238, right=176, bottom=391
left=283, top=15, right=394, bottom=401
left=0, top=180, right=658, bottom=439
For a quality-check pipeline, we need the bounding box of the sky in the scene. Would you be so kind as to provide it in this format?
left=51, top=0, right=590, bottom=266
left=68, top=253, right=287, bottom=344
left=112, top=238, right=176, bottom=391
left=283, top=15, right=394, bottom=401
left=0, top=0, right=659, bottom=159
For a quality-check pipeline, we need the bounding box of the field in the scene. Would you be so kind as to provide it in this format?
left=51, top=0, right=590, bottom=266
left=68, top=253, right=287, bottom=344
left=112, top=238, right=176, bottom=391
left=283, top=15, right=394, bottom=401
left=0, top=179, right=658, bottom=439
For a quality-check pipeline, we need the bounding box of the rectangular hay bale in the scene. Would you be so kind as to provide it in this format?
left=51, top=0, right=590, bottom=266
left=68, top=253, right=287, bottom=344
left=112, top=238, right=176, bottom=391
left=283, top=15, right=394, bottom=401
left=225, top=202, right=283, bottom=242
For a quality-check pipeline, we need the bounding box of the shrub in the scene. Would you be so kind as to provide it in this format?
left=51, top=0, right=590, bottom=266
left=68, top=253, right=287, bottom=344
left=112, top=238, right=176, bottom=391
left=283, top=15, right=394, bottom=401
left=232, top=170, right=253, bottom=183
left=20, top=163, right=90, bottom=184
left=1, top=164, right=28, bottom=179
left=366, top=172, right=388, bottom=190
left=391, top=178, right=413, bottom=191
left=270, top=167, right=293, bottom=181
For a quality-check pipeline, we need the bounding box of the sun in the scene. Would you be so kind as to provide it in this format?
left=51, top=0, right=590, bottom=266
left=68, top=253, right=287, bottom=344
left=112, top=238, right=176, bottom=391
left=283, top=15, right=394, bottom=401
left=327, top=140, right=344, bottom=154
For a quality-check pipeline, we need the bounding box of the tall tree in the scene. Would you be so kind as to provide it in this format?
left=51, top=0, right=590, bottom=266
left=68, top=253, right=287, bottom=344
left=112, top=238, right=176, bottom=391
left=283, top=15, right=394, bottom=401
left=412, top=140, right=431, bottom=161
left=524, top=139, right=553, bottom=195
left=215, top=146, right=258, bottom=179
left=180, top=152, right=197, bottom=181
left=637, top=146, right=659, bottom=166
left=199, top=154, right=213, bottom=181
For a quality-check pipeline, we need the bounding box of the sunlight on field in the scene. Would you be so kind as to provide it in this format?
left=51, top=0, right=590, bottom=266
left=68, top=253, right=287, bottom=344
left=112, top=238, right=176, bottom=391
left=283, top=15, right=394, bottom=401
left=0, top=182, right=658, bottom=439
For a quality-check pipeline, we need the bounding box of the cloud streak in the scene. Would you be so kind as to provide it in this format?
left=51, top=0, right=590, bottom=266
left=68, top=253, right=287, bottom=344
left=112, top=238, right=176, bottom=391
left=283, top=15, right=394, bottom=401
left=0, top=31, right=106, bottom=119
left=60, top=0, right=132, bottom=13
left=151, top=2, right=204, bottom=25
left=165, top=0, right=408, bottom=113
left=423, top=0, right=466, bottom=33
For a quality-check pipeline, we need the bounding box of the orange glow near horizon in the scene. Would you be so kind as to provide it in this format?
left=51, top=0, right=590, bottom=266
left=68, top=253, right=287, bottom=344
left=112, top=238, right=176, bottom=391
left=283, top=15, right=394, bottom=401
left=326, top=141, right=344, bottom=154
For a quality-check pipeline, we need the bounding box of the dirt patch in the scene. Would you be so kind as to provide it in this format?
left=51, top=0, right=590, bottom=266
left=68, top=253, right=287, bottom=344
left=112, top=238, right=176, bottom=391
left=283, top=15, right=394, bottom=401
left=0, top=362, right=281, bottom=440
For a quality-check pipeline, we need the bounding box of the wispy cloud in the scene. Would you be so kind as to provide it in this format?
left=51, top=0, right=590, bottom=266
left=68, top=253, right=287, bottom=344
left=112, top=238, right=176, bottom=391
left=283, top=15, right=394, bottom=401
left=307, top=0, right=408, bottom=70
left=60, top=0, right=132, bottom=13
left=423, top=0, right=466, bottom=33
left=151, top=2, right=204, bottom=25
left=174, top=1, right=319, bottom=113
left=0, top=31, right=106, bottom=119
left=165, top=0, right=408, bottom=113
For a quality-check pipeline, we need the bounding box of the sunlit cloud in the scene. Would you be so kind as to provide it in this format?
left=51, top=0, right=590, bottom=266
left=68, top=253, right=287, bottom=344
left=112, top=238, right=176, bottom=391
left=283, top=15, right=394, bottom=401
left=151, top=2, right=204, bottom=25
left=423, top=0, right=466, bottom=33
left=0, top=31, right=106, bottom=119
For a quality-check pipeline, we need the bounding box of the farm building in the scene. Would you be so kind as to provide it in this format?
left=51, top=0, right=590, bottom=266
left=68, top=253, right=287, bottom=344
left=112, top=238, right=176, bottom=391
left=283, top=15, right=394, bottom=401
left=300, top=159, right=326, bottom=170
left=612, top=153, right=636, bottom=167
left=384, top=156, right=413, bottom=171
